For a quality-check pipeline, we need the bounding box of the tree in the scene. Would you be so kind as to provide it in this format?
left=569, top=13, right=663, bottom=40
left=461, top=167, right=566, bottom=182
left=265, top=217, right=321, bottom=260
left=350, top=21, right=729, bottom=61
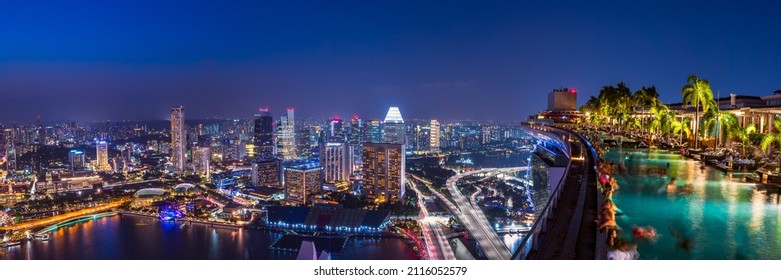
left=682, top=75, right=715, bottom=149
left=598, top=82, right=633, bottom=131
left=760, top=118, right=781, bottom=172
left=701, top=100, right=738, bottom=149
left=633, top=86, right=660, bottom=135
left=732, top=123, right=757, bottom=156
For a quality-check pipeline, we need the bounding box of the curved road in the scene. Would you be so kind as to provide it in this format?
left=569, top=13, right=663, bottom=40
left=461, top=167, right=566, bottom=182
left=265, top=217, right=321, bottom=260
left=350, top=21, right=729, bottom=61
left=411, top=166, right=525, bottom=260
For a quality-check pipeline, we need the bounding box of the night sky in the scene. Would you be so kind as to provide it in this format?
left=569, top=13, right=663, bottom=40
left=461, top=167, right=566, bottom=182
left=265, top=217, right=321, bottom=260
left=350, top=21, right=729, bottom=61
left=1, top=1, right=779, bottom=123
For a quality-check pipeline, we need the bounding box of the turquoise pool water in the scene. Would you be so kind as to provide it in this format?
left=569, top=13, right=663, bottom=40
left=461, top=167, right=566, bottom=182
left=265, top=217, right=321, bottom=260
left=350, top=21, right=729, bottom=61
left=602, top=149, right=781, bottom=259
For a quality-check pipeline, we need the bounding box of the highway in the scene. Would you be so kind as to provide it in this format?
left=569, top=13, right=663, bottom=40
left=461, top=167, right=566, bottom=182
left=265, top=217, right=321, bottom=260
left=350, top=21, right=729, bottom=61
left=410, top=166, right=525, bottom=260
left=408, top=179, right=456, bottom=260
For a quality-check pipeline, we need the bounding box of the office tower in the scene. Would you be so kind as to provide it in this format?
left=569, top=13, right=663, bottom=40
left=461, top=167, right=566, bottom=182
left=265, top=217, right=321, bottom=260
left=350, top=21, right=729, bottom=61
left=382, top=107, right=405, bottom=144
left=193, top=146, right=210, bottom=178
left=296, top=126, right=312, bottom=160
left=347, top=116, right=362, bottom=170
left=320, top=141, right=351, bottom=183
left=482, top=126, right=492, bottom=144
left=415, top=125, right=430, bottom=152
left=122, top=144, right=132, bottom=162
left=170, top=106, right=186, bottom=172
left=96, top=140, right=111, bottom=172
left=364, top=119, right=383, bottom=143
left=284, top=163, right=323, bottom=205
left=329, top=116, right=345, bottom=141
left=429, top=119, right=440, bottom=152
left=255, top=159, right=281, bottom=188
left=278, top=108, right=297, bottom=160
left=5, top=144, right=15, bottom=173
left=112, top=156, right=128, bottom=174
left=362, top=142, right=405, bottom=202
left=69, top=150, right=85, bottom=171
left=253, top=108, right=275, bottom=160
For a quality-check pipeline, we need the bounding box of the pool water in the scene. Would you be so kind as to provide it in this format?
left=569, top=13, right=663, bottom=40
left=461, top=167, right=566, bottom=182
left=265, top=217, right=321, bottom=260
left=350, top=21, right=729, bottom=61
left=602, top=149, right=781, bottom=260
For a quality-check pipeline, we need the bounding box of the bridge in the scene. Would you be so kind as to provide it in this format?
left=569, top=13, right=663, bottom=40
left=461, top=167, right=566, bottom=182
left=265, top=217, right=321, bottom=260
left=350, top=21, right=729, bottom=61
left=0, top=198, right=130, bottom=231
left=37, top=212, right=118, bottom=234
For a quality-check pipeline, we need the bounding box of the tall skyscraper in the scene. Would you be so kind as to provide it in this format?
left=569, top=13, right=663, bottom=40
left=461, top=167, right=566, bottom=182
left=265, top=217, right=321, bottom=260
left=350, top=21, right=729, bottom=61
left=296, top=126, right=312, bottom=160
left=320, top=141, right=351, bottom=183
left=382, top=107, right=405, bottom=144
left=253, top=108, right=275, bottom=160
left=192, top=146, right=211, bottom=178
left=348, top=116, right=363, bottom=172
left=69, top=150, right=85, bottom=171
left=278, top=108, right=297, bottom=160
left=429, top=119, right=440, bottom=152
left=362, top=119, right=383, bottom=144
left=284, top=163, right=323, bottom=205
left=170, top=106, right=186, bottom=172
left=362, top=142, right=405, bottom=202
left=95, top=140, right=111, bottom=171
left=329, top=116, right=345, bottom=141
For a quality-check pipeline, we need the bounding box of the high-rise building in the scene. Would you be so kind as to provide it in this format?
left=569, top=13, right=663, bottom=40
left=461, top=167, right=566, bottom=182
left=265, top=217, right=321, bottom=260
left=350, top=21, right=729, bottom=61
left=253, top=108, right=275, bottom=160
left=193, top=146, right=210, bottom=178
left=278, top=108, right=297, bottom=160
left=547, top=87, right=578, bottom=112
left=296, top=126, right=312, bottom=160
left=414, top=125, right=430, bottom=152
left=362, top=142, right=405, bottom=202
left=95, top=140, right=111, bottom=171
left=254, top=159, right=281, bottom=188
left=170, top=106, right=186, bottom=172
left=69, top=150, right=85, bottom=171
left=284, top=163, right=323, bottom=205
left=382, top=107, right=405, bottom=144
left=320, top=141, right=351, bottom=183
left=329, top=116, right=345, bottom=141
left=429, top=120, right=440, bottom=152
left=362, top=119, right=383, bottom=143
left=348, top=116, right=363, bottom=172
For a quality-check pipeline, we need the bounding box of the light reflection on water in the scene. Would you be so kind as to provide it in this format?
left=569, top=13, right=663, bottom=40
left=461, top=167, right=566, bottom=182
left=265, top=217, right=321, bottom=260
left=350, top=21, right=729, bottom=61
left=604, top=149, right=781, bottom=259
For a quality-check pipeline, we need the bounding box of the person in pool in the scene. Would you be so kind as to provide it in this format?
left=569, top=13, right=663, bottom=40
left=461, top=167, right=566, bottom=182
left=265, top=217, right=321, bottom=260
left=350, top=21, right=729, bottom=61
left=666, top=177, right=677, bottom=193
left=632, top=226, right=657, bottom=240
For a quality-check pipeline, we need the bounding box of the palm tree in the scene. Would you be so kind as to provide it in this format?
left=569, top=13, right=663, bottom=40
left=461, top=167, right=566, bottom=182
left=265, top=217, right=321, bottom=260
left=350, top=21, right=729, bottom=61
left=732, top=123, right=757, bottom=156
left=598, top=82, right=633, bottom=132
left=682, top=75, right=715, bottom=149
left=701, top=100, right=738, bottom=149
left=760, top=118, right=781, bottom=172
left=633, top=86, right=660, bottom=136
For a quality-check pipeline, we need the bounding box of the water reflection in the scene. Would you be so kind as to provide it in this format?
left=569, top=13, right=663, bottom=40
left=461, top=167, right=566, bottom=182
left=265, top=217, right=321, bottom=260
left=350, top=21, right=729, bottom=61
left=604, top=149, right=781, bottom=259
left=1, top=215, right=417, bottom=260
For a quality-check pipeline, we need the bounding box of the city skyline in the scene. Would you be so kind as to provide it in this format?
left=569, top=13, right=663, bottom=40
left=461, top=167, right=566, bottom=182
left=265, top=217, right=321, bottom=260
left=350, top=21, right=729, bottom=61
left=1, top=1, right=780, bottom=122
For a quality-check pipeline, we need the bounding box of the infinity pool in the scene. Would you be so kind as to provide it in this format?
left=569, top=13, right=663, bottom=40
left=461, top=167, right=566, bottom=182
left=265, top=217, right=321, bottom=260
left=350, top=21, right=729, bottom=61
left=602, top=149, right=781, bottom=259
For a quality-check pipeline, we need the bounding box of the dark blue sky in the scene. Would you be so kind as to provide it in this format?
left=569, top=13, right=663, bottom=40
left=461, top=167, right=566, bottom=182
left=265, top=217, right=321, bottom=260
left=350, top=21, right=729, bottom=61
left=1, top=1, right=779, bottom=123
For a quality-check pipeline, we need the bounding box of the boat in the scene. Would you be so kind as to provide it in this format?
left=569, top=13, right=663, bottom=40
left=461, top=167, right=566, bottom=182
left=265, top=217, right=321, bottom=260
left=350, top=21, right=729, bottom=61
left=34, top=233, right=49, bottom=241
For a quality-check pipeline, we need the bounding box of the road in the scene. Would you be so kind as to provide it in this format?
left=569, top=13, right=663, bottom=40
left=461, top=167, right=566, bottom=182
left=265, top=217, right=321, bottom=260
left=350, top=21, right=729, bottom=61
left=0, top=198, right=131, bottom=231
left=445, top=167, right=526, bottom=260
left=410, top=166, right=525, bottom=260
left=408, top=179, right=456, bottom=260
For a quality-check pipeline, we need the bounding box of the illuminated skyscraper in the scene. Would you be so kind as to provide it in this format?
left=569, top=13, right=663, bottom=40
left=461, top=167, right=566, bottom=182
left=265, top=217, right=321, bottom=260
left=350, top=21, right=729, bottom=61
left=284, top=163, right=322, bottom=205
left=382, top=107, right=405, bottom=144
left=320, top=141, right=351, bottom=183
left=362, top=142, right=405, bottom=202
left=278, top=108, right=297, bottom=160
left=348, top=116, right=363, bottom=171
left=192, top=146, right=211, bottom=178
left=96, top=140, right=111, bottom=171
left=362, top=119, right=383, bottom=143
left=69, top=150, right=85, bottom=171
left=429, top=119, right=440, bottom=152
left=253, top=159, right=281, bottom=188
left=329, top=116, right=345, bottom=141
left=253, top=108, right=275, bottom=160
left=170, top=106, right=186, bottom=172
